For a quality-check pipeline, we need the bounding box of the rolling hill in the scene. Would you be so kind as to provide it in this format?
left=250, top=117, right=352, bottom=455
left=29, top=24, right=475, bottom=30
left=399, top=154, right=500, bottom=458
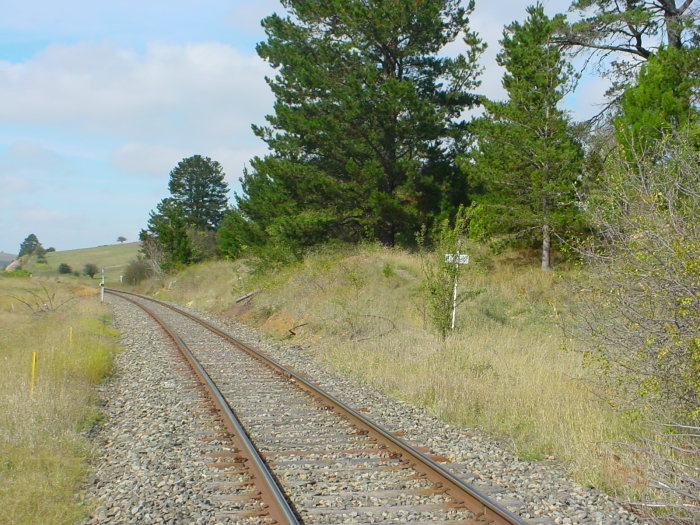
left=23, top=242, right=141, bottom=285
left=0, top=252, right=15, bottom=269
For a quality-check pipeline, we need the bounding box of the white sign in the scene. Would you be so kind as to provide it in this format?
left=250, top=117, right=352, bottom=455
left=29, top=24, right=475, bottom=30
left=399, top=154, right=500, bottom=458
left=445, top=253, right=470, bottom=265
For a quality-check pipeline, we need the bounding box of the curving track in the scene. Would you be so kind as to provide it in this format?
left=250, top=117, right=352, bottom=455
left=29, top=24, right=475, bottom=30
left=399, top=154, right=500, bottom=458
left=106, top=289, right=529, bottom=525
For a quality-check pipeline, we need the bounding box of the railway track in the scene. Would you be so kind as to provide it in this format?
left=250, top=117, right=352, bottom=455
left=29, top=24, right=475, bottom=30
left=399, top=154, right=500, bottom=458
left=106, top=288, right=529, bottom=525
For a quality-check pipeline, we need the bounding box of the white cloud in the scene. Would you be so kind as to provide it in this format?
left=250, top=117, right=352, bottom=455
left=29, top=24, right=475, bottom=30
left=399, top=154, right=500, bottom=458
left=1, top=1, right=278, bottom=47
left=0, top=41, right=274, bottom=146
left=110, top=141, right=267, bottom=190
left=111, top=142, right=186, bottom=177
left=226, top=1, right=284, bottom=33
left=0, top=39, right=276, bottom=193
left=0, top=141, right=72, bottom=183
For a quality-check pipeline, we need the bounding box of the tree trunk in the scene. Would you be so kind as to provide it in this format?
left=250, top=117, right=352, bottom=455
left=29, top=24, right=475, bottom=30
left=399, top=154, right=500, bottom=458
left=542, top=223, right=551, bottom=270
left=379, top=222, right=396, bottom=247
left=662, top=0, right=685, bottom=49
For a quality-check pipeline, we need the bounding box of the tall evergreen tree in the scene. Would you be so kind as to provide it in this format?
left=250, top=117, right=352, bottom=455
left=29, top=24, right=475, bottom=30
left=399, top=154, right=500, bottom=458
left=466, top=3, right=583, bottom=269
left=140, top=198, right=194, bottom=269
left=237, top=0, right=484, bottom=252
left=18, top=234, right=40, bottom=257
left=140, top=155, right=228, bottom=269
left=167, top=155, right=229, bottom=230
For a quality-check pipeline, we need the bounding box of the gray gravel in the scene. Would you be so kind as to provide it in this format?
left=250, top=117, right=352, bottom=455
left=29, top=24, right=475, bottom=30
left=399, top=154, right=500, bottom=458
left=180, top=301, right=649, bottom=525
left=83, top=294, right=649, bottom=524
left=82, top=299, right=268, bottom=525
left=139, top=295, right=483, bottom=524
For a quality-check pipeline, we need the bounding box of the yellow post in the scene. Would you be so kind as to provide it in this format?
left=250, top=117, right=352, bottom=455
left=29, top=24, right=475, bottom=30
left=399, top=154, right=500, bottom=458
left=69, top=326, right=73, bottom=344
left=29, top=352, right=37, bottom=397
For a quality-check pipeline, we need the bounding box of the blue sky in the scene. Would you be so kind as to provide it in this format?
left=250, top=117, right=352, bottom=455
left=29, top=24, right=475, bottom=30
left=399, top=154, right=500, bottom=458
left=1, top=0, right=607, bottom=254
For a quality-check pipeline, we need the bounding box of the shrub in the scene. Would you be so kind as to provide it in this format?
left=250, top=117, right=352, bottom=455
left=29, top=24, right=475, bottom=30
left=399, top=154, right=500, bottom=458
left=58, top=263, right=72, bottom=274
left=576, top=134, right=699, bottom=418
left=417, top=207, right=483, bottom=339
left=123, top=258, right=151, bottom=285
left=83, top=264, right=99, bottom=279
left=573, top=133, right=699, bottom=521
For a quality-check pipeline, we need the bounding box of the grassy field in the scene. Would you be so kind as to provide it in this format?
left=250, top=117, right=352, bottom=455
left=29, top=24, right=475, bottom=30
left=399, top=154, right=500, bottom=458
left=22, top=242, right=140, bottom=286
left=147, top=243, right=646, bottom=495
left=0, top=276, right=120, bottom=524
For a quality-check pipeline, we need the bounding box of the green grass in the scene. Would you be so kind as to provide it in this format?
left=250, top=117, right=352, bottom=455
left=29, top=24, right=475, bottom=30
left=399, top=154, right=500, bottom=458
left=23, top=242, right=141, bottom=286
left=0, top=278, right=120, bottom=524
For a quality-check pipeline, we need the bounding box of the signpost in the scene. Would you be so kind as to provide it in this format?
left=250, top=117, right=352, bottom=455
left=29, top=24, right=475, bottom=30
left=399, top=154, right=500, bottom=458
left=100, top=267, right=105, bottom=303
left=444, top=251, right=470, bottom=330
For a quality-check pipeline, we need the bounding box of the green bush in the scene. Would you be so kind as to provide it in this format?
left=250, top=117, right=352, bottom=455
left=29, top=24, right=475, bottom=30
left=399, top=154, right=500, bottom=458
left=83, top=263, right=99, bottom=279
left=58, top=263, right=72, bottom=274
left=418, top=207, right=483, bottom=339
left=123, top=258, right=151, bottom=285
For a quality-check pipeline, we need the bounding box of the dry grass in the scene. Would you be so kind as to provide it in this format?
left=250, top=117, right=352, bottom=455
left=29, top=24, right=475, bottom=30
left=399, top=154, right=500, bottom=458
left=152, top=244, right=645, bottom=493
left=0, top=277, right=119, bottom=525
left=149, top=259, right=249, bottom=310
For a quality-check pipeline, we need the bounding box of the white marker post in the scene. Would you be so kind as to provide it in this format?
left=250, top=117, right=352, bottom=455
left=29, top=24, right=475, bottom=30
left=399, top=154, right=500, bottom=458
left=100, top=267, right=105, bottom=303
left=444, top=252, right=470, bottom=330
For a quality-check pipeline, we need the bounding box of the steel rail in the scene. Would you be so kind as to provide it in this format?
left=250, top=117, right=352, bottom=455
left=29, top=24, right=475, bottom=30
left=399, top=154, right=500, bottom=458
left=109, top=290, right=300, bottom=525
left=107, top=288, right=528, bottom=525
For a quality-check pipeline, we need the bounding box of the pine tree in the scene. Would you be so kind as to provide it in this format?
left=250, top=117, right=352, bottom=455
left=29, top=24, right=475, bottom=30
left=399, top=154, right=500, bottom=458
left=168, top=155, right=229, bottom=231
left=140, top=198, right=194, bottom=270
left=140, top=155, right=228, bottom=269
left=18, top=234, right=40, bottom=257
left=467, top=3, right=583, bottom=269
left=557, top=0, right=699, bottom=92
left=237, top=0, right=484, bottom=253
